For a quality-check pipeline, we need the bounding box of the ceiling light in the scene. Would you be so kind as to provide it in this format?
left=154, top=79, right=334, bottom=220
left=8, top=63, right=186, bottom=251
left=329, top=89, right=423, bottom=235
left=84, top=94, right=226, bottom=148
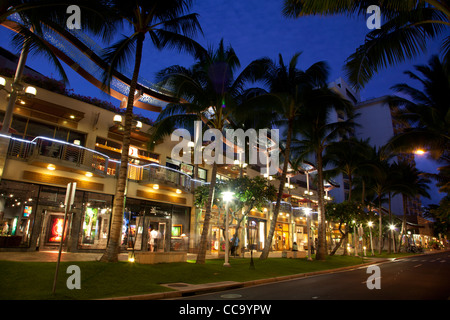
left=47, top=164, right=56, bottom=171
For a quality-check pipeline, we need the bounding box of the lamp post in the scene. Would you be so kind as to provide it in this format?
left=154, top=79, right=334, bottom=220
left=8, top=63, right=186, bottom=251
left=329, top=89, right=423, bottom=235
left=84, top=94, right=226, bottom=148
left=222, top=191, right=234, bottom=267
left=0, top=76, right=37, bottom=134
left=368, top=221, right=374, bottom=256
left=304, top=207, right=312, bottom=261
left=390, top=224, right=396, bottom=252
left=352, top=220, right=358, bottom=256
left=303, top=171, right=314, bottom=260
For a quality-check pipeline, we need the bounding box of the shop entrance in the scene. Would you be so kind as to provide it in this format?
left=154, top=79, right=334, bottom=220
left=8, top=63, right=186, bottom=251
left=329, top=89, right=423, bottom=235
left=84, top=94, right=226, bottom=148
left=148, top=221, right=166, bottom=252
left=274, top=222, right=290, bottom=251
left=211, top=226, right=222, bottom=254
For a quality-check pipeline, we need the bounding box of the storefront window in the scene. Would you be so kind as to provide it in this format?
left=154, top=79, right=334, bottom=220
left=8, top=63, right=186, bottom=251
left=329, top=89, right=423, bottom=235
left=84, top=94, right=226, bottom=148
left=274, top=222, right=290, bottom=251
left=0, top=180, right=40, bottom=248
left=80, top=192, right=112, bottom=249
left=166, top=157, right=207, bottom=182
left=46, top=214, right=68, bottom=243
left=171, top=206, right=190, bottom=251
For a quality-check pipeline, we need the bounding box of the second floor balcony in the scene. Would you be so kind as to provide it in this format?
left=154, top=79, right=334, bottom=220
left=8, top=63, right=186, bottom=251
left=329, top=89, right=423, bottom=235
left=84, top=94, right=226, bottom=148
left=3, top=134, right=204, bottom=192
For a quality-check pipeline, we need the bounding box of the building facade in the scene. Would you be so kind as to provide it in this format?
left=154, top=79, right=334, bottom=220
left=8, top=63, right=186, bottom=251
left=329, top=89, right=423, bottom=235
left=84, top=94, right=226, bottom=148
left=0, top=60, right=336, bottom=255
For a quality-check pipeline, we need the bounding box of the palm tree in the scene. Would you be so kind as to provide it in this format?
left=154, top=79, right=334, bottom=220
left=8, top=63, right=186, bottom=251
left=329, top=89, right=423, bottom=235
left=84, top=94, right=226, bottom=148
left=99, top=0, right=203, bottom=263
left=150, top=40, right=267, bottom=264
left=387, top=55, right=449, bottom=196
left=323, top=137, right=372, bottom=202
left=290, top=89, right=355, bottom=260
left=0, top=0, right=118, bottom=135
left=282, top=0, right=450, bottom=89
left=390, top=160, right=430, bottom=252
left=387, top=55, right=449, bottom=157
left=238, top=53, right=334, bottom=260
left=362, top=146, right=394, bottom=254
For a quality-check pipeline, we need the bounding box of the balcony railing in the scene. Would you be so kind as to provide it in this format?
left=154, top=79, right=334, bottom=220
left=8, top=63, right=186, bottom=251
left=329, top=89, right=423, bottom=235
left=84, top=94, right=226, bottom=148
left=28, top=136, right=109, bottom=176
left=140, top=163, right=193, bottom=192
left=4, top=135, right=35, bottom=160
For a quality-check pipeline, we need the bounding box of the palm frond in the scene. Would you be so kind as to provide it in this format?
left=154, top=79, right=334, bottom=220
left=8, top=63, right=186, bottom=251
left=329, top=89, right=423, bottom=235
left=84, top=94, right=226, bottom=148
left=10, top=23, right=69, bottom=83
left=100, top=33, right=139, bottom=92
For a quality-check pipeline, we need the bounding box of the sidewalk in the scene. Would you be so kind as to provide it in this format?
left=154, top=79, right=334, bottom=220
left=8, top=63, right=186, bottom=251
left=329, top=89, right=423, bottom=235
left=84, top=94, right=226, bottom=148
left=0, top=250, right=283, bottom=262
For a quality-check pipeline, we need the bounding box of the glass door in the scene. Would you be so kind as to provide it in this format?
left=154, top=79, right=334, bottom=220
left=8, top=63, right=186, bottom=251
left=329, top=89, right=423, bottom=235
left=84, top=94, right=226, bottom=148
left=158, top=222, right=166, bottom=252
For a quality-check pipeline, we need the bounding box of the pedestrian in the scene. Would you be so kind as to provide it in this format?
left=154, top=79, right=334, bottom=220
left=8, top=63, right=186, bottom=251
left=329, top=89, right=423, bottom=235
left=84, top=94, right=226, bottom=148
left=149, top=228, right=158, bottom=252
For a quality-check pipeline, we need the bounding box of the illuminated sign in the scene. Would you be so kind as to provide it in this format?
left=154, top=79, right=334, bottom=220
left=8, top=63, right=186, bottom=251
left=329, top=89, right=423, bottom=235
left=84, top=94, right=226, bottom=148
left=48, top=216, right=67, bottom=243
left=129, top=146, right=138, bottom=157
left=23, top=206, right=32, bottom=217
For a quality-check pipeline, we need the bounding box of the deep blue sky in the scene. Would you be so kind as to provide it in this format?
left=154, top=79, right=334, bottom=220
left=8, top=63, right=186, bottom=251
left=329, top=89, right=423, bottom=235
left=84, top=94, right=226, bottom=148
left=0, top=0, right=446, bottom=205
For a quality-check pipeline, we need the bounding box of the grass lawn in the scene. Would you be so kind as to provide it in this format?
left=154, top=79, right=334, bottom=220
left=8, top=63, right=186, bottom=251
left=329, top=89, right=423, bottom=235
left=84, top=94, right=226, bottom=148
left=0, top=255, right=369, bottom=300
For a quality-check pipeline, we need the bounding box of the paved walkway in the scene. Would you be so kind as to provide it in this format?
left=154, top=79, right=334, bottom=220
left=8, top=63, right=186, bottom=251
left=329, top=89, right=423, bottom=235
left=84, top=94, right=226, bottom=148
left=0, top=250, right=283, bottom=262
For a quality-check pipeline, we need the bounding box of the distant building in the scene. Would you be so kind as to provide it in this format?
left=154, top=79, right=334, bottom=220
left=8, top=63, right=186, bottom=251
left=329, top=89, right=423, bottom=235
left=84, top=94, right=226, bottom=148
left=329, top=78, right=432, bottom=245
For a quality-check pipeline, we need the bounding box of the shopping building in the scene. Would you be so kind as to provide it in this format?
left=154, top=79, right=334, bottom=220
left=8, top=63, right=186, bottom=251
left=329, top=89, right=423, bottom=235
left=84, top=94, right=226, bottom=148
left=0, top=49, right=339, bottom=255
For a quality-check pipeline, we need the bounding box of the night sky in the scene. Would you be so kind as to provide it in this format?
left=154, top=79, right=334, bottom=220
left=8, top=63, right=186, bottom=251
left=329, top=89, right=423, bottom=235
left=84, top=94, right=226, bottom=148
left=0, top=0, right=445, bottom=205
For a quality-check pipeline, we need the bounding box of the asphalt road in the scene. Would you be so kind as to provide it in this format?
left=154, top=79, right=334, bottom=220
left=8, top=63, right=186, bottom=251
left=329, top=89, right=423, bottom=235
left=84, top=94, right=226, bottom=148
left=178, top=251, right=450, bottom=300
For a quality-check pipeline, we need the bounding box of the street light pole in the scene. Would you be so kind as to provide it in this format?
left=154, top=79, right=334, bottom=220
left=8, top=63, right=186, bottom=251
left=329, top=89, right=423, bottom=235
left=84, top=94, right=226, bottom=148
left=352, top=220, right=358, bottom=256
left=222, top=191, right=234, bottom=267
left=368, top=221, right=374, bottom=256
left=390, top=224, right=396, bottom=253
left=305, top=208, right=312, bottom=261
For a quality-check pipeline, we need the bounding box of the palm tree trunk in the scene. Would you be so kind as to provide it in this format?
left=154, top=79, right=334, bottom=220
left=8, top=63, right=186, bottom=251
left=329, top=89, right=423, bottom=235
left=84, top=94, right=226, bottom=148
left=330, top=223, right=348, bottom=255
left=378, top=195, right=383, bottom=255
left=260, top=118, right=293, bottom=260
left=100, top=33, right=145, bottom=262
left=315, top=148, right=327, bottom=260
left=388, top=192, right=392, bottom=254
left=196, top=162, right=218, bottom=264
left=398, top=194, right=408, bottom=253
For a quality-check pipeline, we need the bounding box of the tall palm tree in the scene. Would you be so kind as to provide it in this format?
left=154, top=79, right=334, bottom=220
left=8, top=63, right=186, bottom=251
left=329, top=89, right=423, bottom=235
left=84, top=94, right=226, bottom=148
left=387, top=55, right=449, bottom=157
left=390, top=160, right=430, bottom=252
left=362, top=146, right=394, bottom=254
left=99, top=0, right=203, bottom=263
left=238, top=53, right=334, bottom=260
left=387, top=55, right=449, bottom=196
left=290, top=89, right=355, bottom=260
left=323, top=137, right=372, bottom=202
left=150, top=39, right=267, bottom=264
left=282, top=0, right=450, bottom=89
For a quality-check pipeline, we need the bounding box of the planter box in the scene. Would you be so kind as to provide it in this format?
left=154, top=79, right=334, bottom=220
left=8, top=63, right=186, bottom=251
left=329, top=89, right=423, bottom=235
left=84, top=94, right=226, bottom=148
left=133, top=252, right=187, bottom=264
left=0, top=236, right=22, bottom=247
left=282, top=251, right=306, bottom=259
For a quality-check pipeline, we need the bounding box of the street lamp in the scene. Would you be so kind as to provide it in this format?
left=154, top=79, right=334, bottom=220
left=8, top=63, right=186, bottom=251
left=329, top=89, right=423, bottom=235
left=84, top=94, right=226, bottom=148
left=414, top=149, right=426, bottom=155
left=222, top=191, right=234, bottom=267
left=304, top=207, right=312, bottom=261
left=113, top=114, right=143, bottom=131
left=389, top=224, right=396, bottom=252
left=368, top=221, right=374, bottom=256
left=352, top=220, right=358, bottom=256
left=0, top=76, right=37, bottom=134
